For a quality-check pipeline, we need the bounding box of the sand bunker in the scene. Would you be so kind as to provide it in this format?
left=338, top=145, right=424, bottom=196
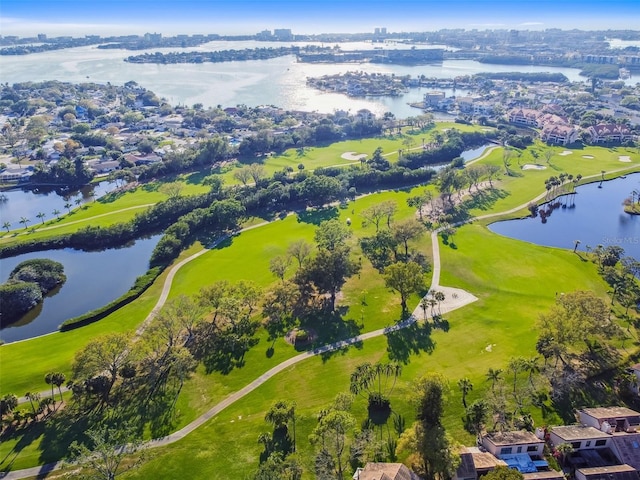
left=582, top=155, right=595, bottom=159
left=341, top=151, right=367, bottom=161
left=522, top=164, right=546, bottom=170
left=558, top=150, right=573, bottom=156
left=619, top=155, right=632, bottom=162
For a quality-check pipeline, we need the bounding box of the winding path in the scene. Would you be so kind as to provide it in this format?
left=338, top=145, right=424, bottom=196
left=4, top=161, right=639, bottom=479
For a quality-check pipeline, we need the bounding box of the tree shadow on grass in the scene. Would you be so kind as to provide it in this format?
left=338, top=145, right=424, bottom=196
left=38, top=410, right=91, bottom=466
left=0, top=420, right=46, bottom=472
left=142, top=181, right=160, bottom=192
left=460, top=188, right=510, bottom=213
left=298, top=307, right=364, bottom=362
left=296, top=206, right=339, bottom=225
left=385, top=321, right=435, bottom=364
left=97, top=190, right=125, bottom=204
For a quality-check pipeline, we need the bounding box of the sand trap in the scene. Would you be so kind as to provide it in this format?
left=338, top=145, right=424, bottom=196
left=619, top=155, right=632, bottom=162
left=558, top=150, right=573, bottom=156
left=522, top=164, right=546, bottom=170
left=341, top=151, right=367, bottom=161
left=582, top=155, right=594, bottom=159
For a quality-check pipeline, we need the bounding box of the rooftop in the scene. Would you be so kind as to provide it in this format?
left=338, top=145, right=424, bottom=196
left=484, top=430, right=543, bottom=446
left=581, top=407, right=640, bottom=420
left=522, top=471, right=565, bottom=480
left=577, top=464, right=640, bottom=480
left=551, top=425, right=610, bottom=442
left=355, top=463, right=422, bottom=480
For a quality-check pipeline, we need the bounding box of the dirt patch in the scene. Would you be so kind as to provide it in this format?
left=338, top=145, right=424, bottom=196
left=341, top=151, right=368, bottom=161
left=285, top=327, right=318, bottom=346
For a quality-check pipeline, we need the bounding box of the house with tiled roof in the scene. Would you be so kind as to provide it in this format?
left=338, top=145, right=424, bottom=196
left=586, top=124, right=634, bottom=144
left=540, top=123, right=578, bottom=145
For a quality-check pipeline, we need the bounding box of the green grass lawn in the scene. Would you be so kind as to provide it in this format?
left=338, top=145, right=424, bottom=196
left=2, top=135, right=639, bottom=477
left=0, top=178, right=210, bottom=245
left=457, top=144, right=640, bottom=219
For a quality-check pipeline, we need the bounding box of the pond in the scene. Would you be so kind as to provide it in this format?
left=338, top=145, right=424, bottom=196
left=0, top=234, right=161, bottom=343
left=0, top=181, right=117, bottom=229
left=489, top=174, right=640, bottom=259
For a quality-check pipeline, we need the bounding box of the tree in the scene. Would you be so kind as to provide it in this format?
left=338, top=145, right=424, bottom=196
left=484, top=466, right=524, bottom=480
left=0, top=393, right=18, bottom=418
left=234, top=166, right=252, bottom=185
left=270, top=255, right=291, bottom=282
left=68, top=421, right=144, bottom=480
left=543, top=149, right=554, bottom=165
left=486, top=368, right=503, bottom=392
left=457, top=378, right=473, bottom=408
left=50, top=372, right=66, bottom=402
left=315, top=219, right=352, bottom=252
left=3, top=221, right=11, bottom=232
left=349, top=362, right=402, bottom=411
left=36, top=212, right=46, bottom=224
left=52, top=209, right=61, bottom=219
left=159, top=182, right=184, bottom=199
left=400, top=373, right=459, bottom=480
left=287, top=240, right=312, bottom=268
left=265, top=400, right=297, bottom=452
left=72, top=333, right=130, bottom=405
left=392, top=219, right=424, bottom=259
left=555, top=442, right=574, bottom=468
left=64, top=202, right=73, bottom=213
left=485, top=164, right=501, bottom=187
left=248, top=163, right=266, bottom=184
left=383, top=261, right=426, bottom=314
left=19, top=216, right=30, bottom=229
left=310, top=394, right=356, bottom=480
left=25, top=391, right=41, bottom=416
left=361, top=201, right=396, bottom=232
left=407, top=190, right=432, bottom=221
left=304, top=245, right=360, bottom=312
left=464, top=400, right=489, bottom=444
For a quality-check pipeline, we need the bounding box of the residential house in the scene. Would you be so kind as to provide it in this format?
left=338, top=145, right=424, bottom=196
left=586, top=124, right=634, bottom=144
left=579, top=407, right=640, bottom=433
left=482, top=430, right=545, bottom=457
left=353, top=462, right=423, bottom=480
left=424, top=91, right=446, bottom=107
left=508, top=108, right=540, bottom=127
left=575, top=465, right=640, bottom=480
left=549, top=425, right=612, bottom=451
left=454, top=447, right=507, bottom=480
left=540, top=123, right=578, bottom=145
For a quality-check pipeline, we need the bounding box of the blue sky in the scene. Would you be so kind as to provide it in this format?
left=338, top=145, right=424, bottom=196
left=2, top=0, right=639, bottom=36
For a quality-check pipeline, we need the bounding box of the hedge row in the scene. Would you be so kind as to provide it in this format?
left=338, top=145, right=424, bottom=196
left=59, top=266, right=163, bottom=331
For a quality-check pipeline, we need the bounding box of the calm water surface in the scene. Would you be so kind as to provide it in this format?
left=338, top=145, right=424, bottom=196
left=0, top=181, right=117, bottom=228
left=0, top=41, right=603, bottom=117
left=489, top=174, right=640, bottom=259
left=0, top=235, right=160, bottom=343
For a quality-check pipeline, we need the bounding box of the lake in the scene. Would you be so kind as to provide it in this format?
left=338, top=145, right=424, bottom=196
left=0, top=234, right=161, bottom=343
left=0, top=41, right=601, bottom=118
left=489, top=174, right=640, bottom=259
left=0, top=181, right=117, bottom=229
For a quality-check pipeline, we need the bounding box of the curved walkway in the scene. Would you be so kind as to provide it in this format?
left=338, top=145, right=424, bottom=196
left=5, top=163, right=638, bottom=479
left=3, top=204, right=156, bottom=239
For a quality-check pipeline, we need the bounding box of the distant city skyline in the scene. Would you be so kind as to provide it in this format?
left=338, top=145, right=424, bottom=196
left=2, top=0, right=639, bottom=37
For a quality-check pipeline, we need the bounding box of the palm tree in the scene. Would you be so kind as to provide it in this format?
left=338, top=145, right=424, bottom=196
left=36, top=212, right=46, bottom=224
left=458, top=377, right=473, bottom=408
left=523, top=357, right=540, bottom=387
left=75, top=198, right=82, bottom=208
left=508, top=357, right=526, bottom=393
left=555, top=442, right=574, bottom=469
left=45, top=373, right=56, bottom=401
left=52, top=209, right=61, bottom=219
left=486, top=368, right=502, bottom=392
left=64, top=202, right=73, bottom=213
left=433, top=291, right=446, bottom=315
left=50, top=372, right=66, bottom=402
left=420, top=297, right=429, bottom=320
left=2, top=221, right=10, bottom=232
left=25, top=392, right=40, bottom=416
left=573, top=240, right=581, bottom=253
left=19, top=216, right=30, bottom=230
